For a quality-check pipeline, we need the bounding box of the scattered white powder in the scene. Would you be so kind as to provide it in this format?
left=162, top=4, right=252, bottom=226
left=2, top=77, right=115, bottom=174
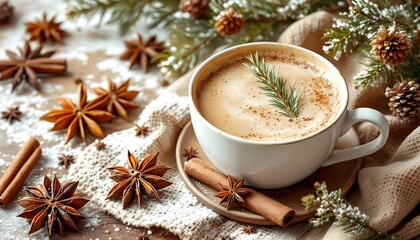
left=60, top=50, right=90, bottom=65
left=0, top=155, right=11, bottom=167
left=83, top=206, right=101, bottom=228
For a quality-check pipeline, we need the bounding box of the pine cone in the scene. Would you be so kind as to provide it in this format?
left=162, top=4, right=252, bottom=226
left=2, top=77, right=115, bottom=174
left=179, top=0, right=209, bottom=20
left=385, top=80, right=420, bottom=122
left=214, top=8, right=244, bottom=37
left=371, top=26, right=410, bottom=65
left=0, top=1, right=13, bottom=24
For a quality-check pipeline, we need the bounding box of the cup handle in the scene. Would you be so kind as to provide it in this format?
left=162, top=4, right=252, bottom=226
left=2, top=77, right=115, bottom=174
left=322, top=108, right=389, bottom=167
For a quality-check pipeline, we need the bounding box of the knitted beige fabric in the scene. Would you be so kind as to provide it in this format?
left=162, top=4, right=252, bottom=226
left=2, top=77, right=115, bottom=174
left=70, top=11, right=420, bottom=240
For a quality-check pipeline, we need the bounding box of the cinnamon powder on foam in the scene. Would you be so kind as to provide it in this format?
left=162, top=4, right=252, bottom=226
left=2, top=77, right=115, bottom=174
left=196, top=53, right=339, bottom=142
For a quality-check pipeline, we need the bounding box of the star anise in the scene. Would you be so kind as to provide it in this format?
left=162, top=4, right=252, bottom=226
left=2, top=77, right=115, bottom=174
left=183, top=146, right=198, bottom=160
left=59, top=154, right=75, bottom=169
left=26, top=13, right=68, bottom=43
left=215, top=175, right=251, bottom=210
left=0, top=41, right=67, bottom=92
left=135, top=124, right=149, bottom=137
left=1, top=106, right=21, bottom=123
left=16, top=174, right=90, bottom=237
left=120, top=34, right=165, bottom=72
left=41, top=84, right=114, bottom=143
left=96, top=140, right=106, bottom=151
left=93, top=79, right=139, bottom=120
left=243, top=225, right=256, bottom=234
left=107, top=151, right=172, bottom=208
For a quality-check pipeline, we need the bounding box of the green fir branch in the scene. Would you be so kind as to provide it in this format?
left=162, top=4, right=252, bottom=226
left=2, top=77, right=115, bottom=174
left=66, top=0, right=124, bottom=20
left=323, top=28, right=357, bottom=60
left=244, top=52, right=302, bottom=118
left=322, top=0, right=397, bottom=60
left=145, top=2, right=178, bottom=29
left=158, top=34, right=220, bottom=78
left=167, top=0, right=344, bottom=76
left=354, top=58, right=391, bottom=88
left=66, top=0, right=148, bottom=32
left=323, top=0, right=419, bottom=89
left=158, top=18, right=221, bottom=78
left=66, top=0, right=178, bottom=33
left=301, top=182, right=395, bottom=240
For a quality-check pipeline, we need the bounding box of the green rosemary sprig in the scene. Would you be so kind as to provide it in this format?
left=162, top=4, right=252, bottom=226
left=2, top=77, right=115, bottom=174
left=244, top=52, right=301, bottom=118
left=302, top=182, right=395, bottom=240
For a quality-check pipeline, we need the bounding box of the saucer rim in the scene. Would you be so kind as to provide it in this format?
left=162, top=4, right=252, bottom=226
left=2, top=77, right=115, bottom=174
left=176, top=121, right=363, bottom=225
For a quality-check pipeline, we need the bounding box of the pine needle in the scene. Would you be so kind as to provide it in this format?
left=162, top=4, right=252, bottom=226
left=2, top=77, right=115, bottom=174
left=244, top=52, right=302, bottom=118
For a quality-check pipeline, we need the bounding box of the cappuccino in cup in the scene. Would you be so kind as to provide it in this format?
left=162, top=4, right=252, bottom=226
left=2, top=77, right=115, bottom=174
left=195, top=51, right=341, bottom=142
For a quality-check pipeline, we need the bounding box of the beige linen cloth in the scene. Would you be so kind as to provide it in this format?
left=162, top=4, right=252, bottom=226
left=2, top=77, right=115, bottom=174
left=70, top=11, right=420, bottom=239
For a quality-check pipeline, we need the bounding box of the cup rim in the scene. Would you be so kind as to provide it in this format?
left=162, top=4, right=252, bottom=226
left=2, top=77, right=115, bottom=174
left=189, top=42, right=349, bottom=145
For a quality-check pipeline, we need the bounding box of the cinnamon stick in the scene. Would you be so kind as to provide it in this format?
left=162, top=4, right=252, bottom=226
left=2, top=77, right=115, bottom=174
left=0, top=137, right=39, bottom=196
left=30, top=58, right=67, bottom=74
left=0, top=148, right=42, bottom=207
left=184, top=158, right=295, bottom=227
left=31, top=63, right=67, bottom=74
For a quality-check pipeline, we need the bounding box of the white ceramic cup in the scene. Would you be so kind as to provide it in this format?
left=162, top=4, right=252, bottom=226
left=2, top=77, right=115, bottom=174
left=189, top=42, right=389, bottom=189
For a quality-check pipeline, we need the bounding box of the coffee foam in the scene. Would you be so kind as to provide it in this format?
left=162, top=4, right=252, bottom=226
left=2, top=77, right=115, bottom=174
left=195, top=51, right=341, bottom=142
